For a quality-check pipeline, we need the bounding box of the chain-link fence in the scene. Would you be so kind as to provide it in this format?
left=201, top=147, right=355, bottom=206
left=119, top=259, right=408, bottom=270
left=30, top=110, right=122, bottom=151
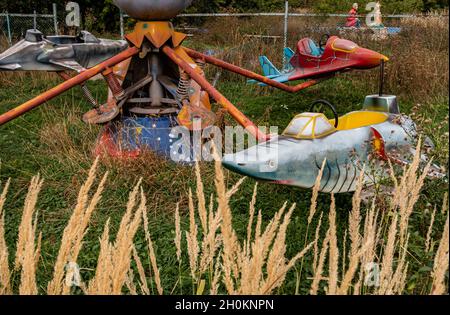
left=1, top=4, right=58, bottom=46
left=1, top=1, right=447, bottom=59
left=119, top=10, right=410, bottom=39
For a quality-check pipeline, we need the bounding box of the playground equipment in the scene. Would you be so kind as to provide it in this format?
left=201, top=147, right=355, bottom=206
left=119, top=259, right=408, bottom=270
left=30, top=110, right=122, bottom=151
left=223, top=96, right=445, bottom=193
left=0, top=0, right=347, bottom=158
left=224, top=60, right=444, bottom=193
left=0, top=1, right=440, bottom=193
left=251, top=35, right=388, bottom=85
left=0, top=30, right=128, bottom=72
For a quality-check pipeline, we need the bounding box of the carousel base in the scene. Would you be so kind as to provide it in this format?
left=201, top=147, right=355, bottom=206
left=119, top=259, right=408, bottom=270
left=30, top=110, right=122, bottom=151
left=94, top=115, right=191, bottom=162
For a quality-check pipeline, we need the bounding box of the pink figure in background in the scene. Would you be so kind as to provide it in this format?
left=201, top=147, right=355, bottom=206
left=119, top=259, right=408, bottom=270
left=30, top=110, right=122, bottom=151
left=374, top=2, right=384, bottom=27
left=346, top=3, right=361, bottom=28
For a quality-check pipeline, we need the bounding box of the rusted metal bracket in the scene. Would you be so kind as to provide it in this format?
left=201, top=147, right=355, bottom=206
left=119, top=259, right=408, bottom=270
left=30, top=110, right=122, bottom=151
left=82, top=74, right=154, bottom=125
left=162, top=45, right=269, bottom=142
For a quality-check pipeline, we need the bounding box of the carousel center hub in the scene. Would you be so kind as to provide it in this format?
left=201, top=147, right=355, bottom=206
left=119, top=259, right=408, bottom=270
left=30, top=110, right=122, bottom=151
left=113, top=0, right=193, bottom=21
left=94, top=21, right=214, bottom=160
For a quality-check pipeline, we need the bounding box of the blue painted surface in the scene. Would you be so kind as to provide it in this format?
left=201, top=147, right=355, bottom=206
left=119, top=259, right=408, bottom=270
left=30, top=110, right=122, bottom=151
left=247, top=53, right=293, bottom=85
left=247, top=73, right=291, bottom=85
left=306, top=39, right=322, bottom=57
left=283, top=47, right=295, bottom=72
left=283, top=47, right=295, bottom=62
left=259, top=56, right=281, bottom=76
left=110, top=115, right=180, bottom=157
left=105, top=115, right=202, bottom=163
left=337, top=25, right=402, bottom=35
left=386, top=27, right=402, bottom=34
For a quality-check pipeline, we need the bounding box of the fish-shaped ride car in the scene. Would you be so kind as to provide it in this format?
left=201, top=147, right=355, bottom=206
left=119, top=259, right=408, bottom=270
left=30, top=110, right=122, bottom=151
left=0, top=29, right=128, bottom=72
left=250, top=35, right=389, bottom=85
left=223, top=96, right=445, bottom=193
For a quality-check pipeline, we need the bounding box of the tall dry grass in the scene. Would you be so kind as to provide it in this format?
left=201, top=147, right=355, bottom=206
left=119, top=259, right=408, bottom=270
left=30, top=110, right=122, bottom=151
left=86, top=180, right=146, bottom=295
left=15, top=176, right=43, bottom=295
left=0, top=145, right=448, bottom=295
left=47, top=158, right=108, bottom=295
left=0, top=179, right=11, bottom=295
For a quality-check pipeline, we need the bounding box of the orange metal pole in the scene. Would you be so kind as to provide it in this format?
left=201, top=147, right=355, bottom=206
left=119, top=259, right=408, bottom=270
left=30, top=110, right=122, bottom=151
left=184, top=47, right=331, bottom=93
left=0, top=46, right=140, bottom=126
left=162, top=45, right=269, bottom=142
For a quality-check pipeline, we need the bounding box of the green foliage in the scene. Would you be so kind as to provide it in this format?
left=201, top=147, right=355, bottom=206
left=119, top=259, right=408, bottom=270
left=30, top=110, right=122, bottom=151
left=1, top=1, right=448, bottom=33
left=312, top=0, right=427, bottom=14
left=189, top=0, right=286, bottom=12
left=423, top=0, right=450, bottom=11
left=1, top=0, right=448, bottom=15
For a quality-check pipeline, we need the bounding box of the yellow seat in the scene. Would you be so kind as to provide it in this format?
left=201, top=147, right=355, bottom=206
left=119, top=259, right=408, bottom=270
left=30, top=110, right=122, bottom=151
left=283, top=111, right=389, bottom=140
left=330, top=111, right=389, bottom=131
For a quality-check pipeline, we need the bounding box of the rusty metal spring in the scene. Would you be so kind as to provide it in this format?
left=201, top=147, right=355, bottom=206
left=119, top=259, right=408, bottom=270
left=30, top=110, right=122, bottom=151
left=103, top=71, right=124, bottom=98
left=57, top=72, right=98, bottom=108
left=177, top=69, right=190, bottom=101
left=81, top=85, right=99, bottom=107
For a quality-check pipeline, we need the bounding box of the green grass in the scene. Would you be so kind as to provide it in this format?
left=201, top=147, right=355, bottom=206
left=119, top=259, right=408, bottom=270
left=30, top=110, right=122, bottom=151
left=0, top=69, right=448, bottom=294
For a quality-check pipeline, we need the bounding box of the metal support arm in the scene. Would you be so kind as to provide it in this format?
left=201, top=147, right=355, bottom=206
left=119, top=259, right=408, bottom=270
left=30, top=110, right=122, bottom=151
left=184, top=47, right=331, bottom=93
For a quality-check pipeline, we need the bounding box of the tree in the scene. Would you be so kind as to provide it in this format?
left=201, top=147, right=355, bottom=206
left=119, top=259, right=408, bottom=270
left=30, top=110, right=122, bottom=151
left=1, top=0, right=448, bottom=29
left=422, top=0, right=450, bottom=11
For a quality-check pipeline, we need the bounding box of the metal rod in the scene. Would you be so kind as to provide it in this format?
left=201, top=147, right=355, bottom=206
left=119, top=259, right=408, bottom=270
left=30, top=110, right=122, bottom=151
left=53, top=3, right=58, bottom=35
left=6, top=12, right=12, bottom=46
left=379, top=59, right=385, bottom=96
left=0, top=13, right=54, bottom=18
left=171, top=13, right=428, bottom=18
left=162, top=46, right=269, bottom=142
left=283, top=0, right=289, bottom=68
left=185, top=47, right=330, bottom=93
left=120, top=10, right=124, bottom=39
left=33, top=10, right=37, bottom=30
left=102, top=68, right=124, bottom=98
left=0, top=46, right=140, bottom=126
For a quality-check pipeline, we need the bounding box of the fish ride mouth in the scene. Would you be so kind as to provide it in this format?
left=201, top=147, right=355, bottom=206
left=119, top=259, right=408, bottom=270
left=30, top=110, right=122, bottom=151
left=271, top=179, right=294, bottom=185
left=0, top=63, right=22, bottom=71
left=221, top=160, right=249, bottom=177
left=222, top=159, right=292, bottom=185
